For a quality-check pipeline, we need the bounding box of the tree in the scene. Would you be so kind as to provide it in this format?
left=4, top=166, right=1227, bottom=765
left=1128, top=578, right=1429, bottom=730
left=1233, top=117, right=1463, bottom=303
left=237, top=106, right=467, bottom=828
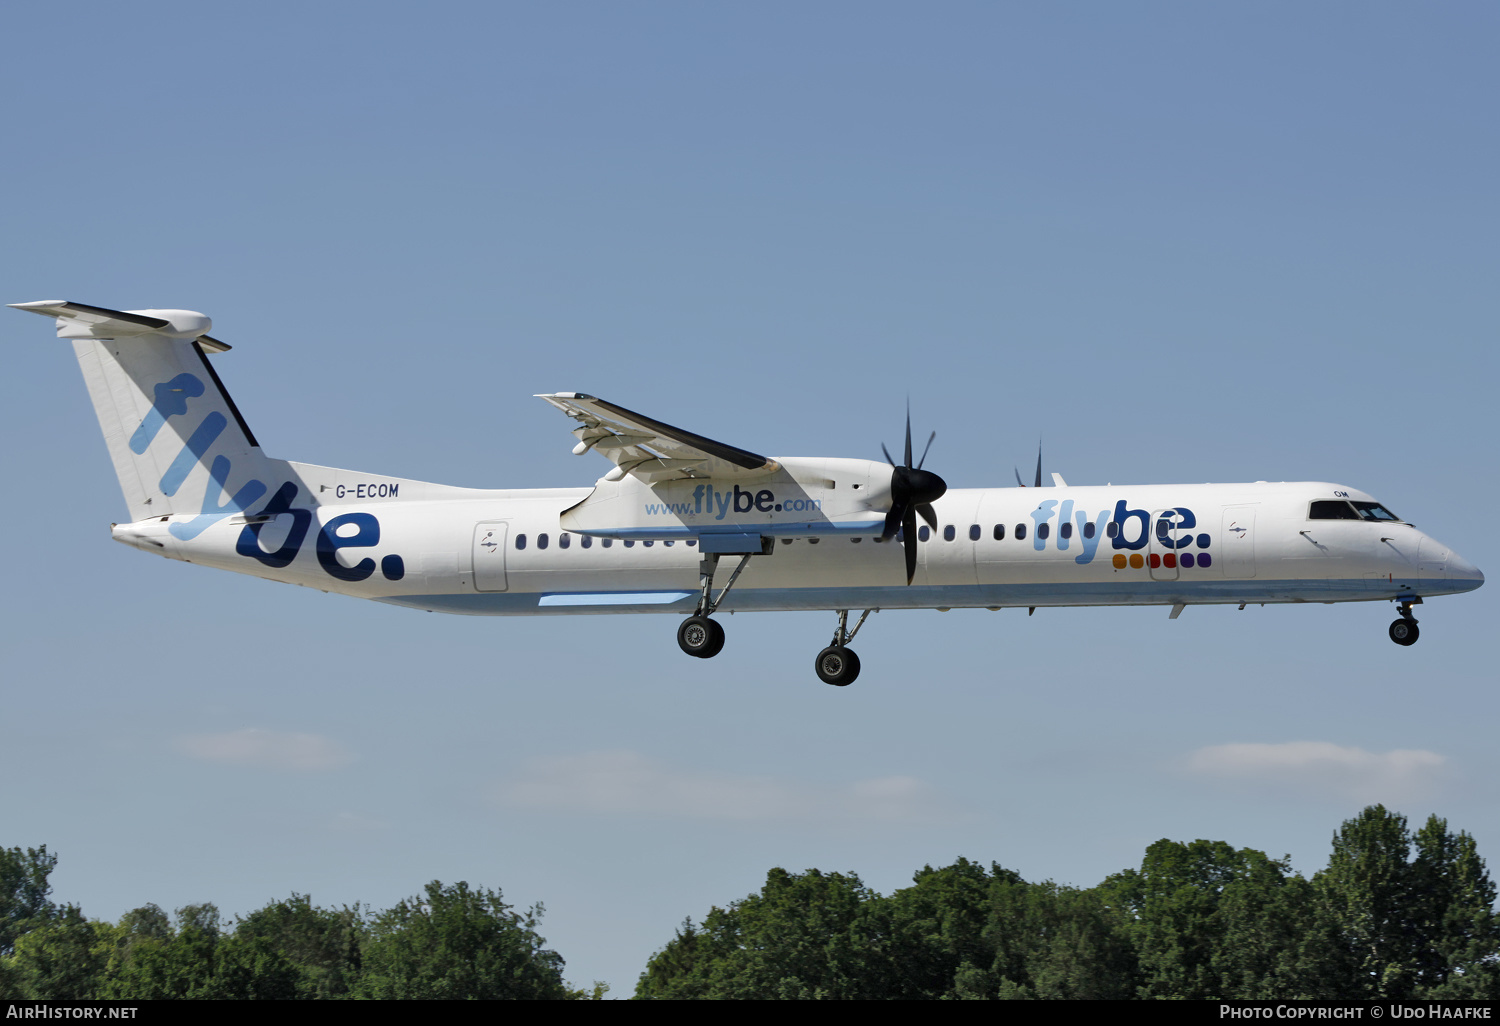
left=233, top=894, right=366, bottom=998
left=0, top=846, right=58, bottom=956
left=356, top=881, right=570, bottom=999
left=1408, top=815, right=1500, bottom=998
left=6, top=905, right=113, bottom=999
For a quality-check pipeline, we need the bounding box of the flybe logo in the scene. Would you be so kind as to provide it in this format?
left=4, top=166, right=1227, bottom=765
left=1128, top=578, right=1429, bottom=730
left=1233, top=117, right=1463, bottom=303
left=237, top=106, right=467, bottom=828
left=1028, top=499, right=1212, bottom=568
left=136, top=372, right=405, bottom=583
left=644, top=485, right=822, bottom=520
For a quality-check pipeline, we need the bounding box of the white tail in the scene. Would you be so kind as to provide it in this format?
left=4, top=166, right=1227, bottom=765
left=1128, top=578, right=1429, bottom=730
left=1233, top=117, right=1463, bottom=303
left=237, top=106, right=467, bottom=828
left=12, top=301, right=284, bottom=527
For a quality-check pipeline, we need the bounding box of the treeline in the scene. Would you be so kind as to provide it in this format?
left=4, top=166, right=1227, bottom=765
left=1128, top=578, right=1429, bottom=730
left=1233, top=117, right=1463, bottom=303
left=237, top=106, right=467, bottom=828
left=4, top=806, right=1497, bottom=1000
left=0, top=869, right=600, bottom=1000
left=635, top=806, right=1500, bottom=1000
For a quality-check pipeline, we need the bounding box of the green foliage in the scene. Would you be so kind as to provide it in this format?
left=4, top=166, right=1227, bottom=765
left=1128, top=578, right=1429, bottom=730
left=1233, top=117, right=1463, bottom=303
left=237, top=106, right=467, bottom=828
left=7, top=905, right=113, bottom=999
left=7, top=804, right=1498, bottom=1001
left=356, top=880, right=571, bottom=999
left=233, top=893, right=365, bottom=998
left=0, top=845, right=57, bottom=956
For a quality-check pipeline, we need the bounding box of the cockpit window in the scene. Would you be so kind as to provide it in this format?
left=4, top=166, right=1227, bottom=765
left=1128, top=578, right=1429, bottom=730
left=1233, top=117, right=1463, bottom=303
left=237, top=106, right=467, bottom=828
left=1350, top=501, right=1402, bottom=523
left=1309, top=499, right=1403, bottom=523
left=1309, top=500, right=1360, bottom=520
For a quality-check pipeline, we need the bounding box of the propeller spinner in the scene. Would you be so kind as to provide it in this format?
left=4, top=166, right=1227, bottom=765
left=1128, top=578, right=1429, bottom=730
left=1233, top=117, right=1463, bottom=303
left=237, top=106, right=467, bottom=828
left=880, top=410, right=947, bottom=585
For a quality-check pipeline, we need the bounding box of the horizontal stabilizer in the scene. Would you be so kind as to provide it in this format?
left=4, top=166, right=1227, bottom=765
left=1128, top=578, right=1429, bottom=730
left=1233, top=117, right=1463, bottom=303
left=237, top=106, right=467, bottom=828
left=9, top=300, right=230, bottom=350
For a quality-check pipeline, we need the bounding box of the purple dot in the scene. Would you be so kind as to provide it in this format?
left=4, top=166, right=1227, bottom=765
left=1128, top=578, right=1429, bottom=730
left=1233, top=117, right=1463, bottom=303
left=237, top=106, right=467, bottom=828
left=1197, top=533, right=1211, bottom=549
left=1198, top=553, right=1212, bottom=568
left=1181, top=552, right=1195, bottom=568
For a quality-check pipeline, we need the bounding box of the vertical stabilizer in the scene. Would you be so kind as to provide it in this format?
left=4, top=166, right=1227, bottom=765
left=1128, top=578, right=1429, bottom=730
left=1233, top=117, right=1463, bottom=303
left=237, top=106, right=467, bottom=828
left=12, top=301, right=274, bottom=524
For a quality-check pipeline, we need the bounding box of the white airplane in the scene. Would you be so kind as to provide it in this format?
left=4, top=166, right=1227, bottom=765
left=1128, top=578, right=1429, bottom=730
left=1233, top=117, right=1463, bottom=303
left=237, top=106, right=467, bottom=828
left=13, top=300, right=1484, bottom=686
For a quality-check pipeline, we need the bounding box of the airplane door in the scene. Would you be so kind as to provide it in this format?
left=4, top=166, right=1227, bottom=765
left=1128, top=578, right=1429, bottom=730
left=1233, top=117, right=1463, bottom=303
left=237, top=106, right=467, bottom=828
left=1148, top=509, right=1181, bottom=581
left=473, top=522, right=509, bottom=592
left=1221, top=507, right=1256, bottom=579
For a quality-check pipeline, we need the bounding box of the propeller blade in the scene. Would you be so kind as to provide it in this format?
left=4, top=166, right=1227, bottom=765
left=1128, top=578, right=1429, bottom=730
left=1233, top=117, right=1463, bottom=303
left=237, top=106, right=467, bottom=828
left=916, top=503, right=938, bottom=531
left=881, top=442, right=896, bottom=467
left=883, top=504, right=904, bottom=539
left=903, top=508, right=918, bottom=584
left=904, top=409, right=913, bottom=469
left=1014, top=466, right=1025, bottom=488
left=916, top=431, right=936, bottom=471
left=1034, top=445, right=1043, bottom=489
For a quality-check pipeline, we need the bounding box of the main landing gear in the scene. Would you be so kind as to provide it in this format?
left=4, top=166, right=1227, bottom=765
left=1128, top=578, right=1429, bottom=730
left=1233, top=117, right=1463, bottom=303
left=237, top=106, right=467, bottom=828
left=675, top=557, right=876, bottom=687
left=815, top=609, right=873, bottom=687
left=676, top=552, right=752, bottom=660
left=1389, top=598, right=1421, bottom=647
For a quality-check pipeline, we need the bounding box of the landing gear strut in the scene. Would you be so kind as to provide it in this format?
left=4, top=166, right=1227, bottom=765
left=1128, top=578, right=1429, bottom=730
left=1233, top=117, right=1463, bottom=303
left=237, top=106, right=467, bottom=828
left=815, top=609, right=874, bottom=686
left=1389, top=598, right=1421, bottom=647
left=676, top=552, right=752, bottom=659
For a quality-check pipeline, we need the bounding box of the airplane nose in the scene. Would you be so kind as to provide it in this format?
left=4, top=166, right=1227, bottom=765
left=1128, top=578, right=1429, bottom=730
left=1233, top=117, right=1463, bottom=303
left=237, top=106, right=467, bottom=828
left=1448, top=550, right=1484, bottom=591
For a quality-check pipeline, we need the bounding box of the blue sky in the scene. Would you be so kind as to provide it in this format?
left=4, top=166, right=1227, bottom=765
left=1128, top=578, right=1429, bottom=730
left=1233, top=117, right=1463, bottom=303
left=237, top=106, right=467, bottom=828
left=2, top=2, right=1496, bottom=993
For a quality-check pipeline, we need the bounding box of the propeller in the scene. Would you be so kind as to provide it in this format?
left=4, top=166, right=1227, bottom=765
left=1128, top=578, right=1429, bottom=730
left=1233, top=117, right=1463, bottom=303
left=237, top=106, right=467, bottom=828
left=880, top=408, right=947, bottom=584
left=1014, top=442, right=1042, bottom=488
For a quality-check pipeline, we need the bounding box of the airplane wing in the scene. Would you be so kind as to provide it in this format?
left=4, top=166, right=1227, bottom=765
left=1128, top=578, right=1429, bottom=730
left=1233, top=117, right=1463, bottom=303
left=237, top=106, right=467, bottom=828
left=536, top=393, right=780, bottom=482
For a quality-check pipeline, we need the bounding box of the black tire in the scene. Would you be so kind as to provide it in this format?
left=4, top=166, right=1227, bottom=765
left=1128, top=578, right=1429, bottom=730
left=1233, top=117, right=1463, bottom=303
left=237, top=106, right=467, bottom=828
left=678, top=616, right=720, bottom=658
left=701, top=618, right=726, bottom=659
left=1389, top=619, right=1420, bottom=646
left=815, top=646, right=861, bottom=686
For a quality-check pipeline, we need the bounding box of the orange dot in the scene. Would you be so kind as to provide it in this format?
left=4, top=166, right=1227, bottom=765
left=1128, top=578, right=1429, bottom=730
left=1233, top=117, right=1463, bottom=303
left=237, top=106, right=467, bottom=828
left=1113, top=554, right=1127, bottom=569
left=1129, top=553, right=1144, bottom=569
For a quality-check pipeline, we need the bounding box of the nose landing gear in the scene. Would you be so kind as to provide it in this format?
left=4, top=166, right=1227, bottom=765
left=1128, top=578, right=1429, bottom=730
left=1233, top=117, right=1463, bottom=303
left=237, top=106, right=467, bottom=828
left=1388, top=598, right=1421, bottom=646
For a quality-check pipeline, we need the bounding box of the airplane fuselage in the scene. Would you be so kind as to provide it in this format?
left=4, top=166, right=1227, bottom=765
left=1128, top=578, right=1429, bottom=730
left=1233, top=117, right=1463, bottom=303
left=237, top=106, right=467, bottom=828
left=111, top=476, right=1482, bottom=617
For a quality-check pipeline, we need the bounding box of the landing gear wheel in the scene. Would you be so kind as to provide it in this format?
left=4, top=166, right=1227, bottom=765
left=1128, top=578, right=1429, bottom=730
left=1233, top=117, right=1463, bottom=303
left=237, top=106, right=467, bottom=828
left=1389, top=619, right=1420, bottom=646
left=678, top=616, right=725, bottom=658
left=815, top=646, right=861, bottom=686
left=702, top=619, right=725, bottom=658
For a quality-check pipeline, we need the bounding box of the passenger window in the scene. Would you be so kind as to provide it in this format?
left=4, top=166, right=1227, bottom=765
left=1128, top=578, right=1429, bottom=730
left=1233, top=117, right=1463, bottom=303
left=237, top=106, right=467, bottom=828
left=969, top=524, right=980, bottom=541
left=993, top=524, right=1006, bottom=541
left=1015, top=523, right=1027, bottom=540
left=1310, top=500, right=1360, bottom=520
left=664, top=540, right=674, bottom=546
left=1038, top=523, right=1050, bottom=540
left=602, top=538, right=613, bottom=548
left=515, top=533, right=527, bottom=550
left=624, top=539, right=635, bottom=547
left=851, top=537, right=862, bottom=543
left=1060, top=522, right=1073, bottom=539
left=582, top=536, right=593, bottom=549
left=643, top=540, right=654, bottom=547
left=943, top=525, right=955, bottom=541
left=686, top=540, right=696, bottom=547
left=559, top=533, right=571, bottom=549
left=1083, top=521, right=1095, bottom=539
left=1106, top=522, right=1118, bottom=538
left=918, top=526, right=930, bottom=542
left=537, top=533, right=549, bottom=549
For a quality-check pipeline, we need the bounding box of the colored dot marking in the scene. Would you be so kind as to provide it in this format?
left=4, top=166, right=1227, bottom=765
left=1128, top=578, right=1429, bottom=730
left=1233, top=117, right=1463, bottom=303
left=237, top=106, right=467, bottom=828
left=1113, top=554, right=1127, bottom=569
left=1129, top=554, right=1144, bottom=569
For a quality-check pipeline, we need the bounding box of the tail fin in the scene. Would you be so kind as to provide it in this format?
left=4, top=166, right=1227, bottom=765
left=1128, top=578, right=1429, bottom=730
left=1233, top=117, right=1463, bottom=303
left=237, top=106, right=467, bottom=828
left=12, top=300, right=276, bottom=524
